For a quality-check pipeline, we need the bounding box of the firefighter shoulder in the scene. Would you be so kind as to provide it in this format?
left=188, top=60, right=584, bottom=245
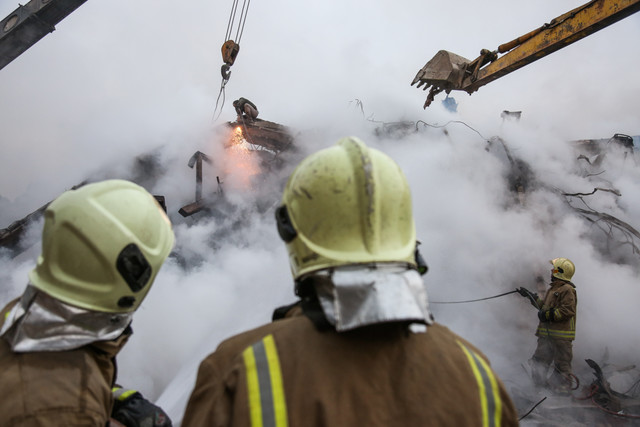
left=0, top=180, right=174, bottom=426
left=182, top=137, right=519, bottom=426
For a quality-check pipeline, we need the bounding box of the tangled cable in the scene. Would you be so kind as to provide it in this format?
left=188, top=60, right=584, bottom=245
left=574, top=383, right=640, bottom=419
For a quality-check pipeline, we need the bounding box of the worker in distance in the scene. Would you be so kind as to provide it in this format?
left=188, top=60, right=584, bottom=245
left=518, top=257, right=578, bottom=394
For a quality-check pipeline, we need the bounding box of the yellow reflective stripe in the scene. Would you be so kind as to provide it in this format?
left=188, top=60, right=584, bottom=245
left=457, top=341, right=502, bottom=427
left=111, top=387, right=138, bottom=401
left=243, top=334, right=288, bottom=427
left=476, top=355, right=502, bottom=427
left=263, top=335, right=288, bottom=427
left=243, top=345, right=263, bottom=427
left=3, top=311, right=8, bottom=321
left=536, top=328, right=575, bottom=338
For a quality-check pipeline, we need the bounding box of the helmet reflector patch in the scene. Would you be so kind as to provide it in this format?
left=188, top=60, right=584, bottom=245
left=117, top=296, right=136, bottom=308
left=275, top=205, right=298, bottom=243
left=117, top=244, right=152, bottom=292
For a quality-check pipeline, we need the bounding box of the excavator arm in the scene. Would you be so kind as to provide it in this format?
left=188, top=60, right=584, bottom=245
left=412, top=0, right=640, bottom=108
left=0, top=0, right=88, bottom=71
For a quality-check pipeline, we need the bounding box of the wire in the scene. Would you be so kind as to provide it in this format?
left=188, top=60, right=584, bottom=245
left=236, top=0, right=251, bottom=44
left=623, top=377, right=640, bottom=396
left=415, top=119, right=489, bottom=142
left=225, top=0, right=250, bottom=43
left=575, top=384, right=598, bottom=400
left=591, top=395, right=640, bottom=419
left=430, top=290, right=518, bottom=304
left=225, top=0, right=238, bottom=41
left=214, top=0, right=251, bottom=123
left=212, top=79, right=227, bottom=122
left=518, top=396, right=547, bottom=421
left=575, top=383, right=640, bottom=419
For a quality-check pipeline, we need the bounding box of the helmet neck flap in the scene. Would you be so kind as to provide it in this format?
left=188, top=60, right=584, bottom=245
left=1, top=285, right=133, bottom=352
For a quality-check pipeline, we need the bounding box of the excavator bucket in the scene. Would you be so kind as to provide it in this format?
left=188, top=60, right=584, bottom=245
left=411, top=50, right=471, bottom=108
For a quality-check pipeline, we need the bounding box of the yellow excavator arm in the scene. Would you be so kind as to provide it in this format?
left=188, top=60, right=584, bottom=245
left=412, top=0, right=640, bottom=108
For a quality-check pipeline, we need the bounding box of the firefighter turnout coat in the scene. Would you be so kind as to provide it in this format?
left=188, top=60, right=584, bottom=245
left=182, top=310, right=519, bottom=427
left=536, top=279, right=577, bottom=341
left=0, top=300, right=130, bottom=426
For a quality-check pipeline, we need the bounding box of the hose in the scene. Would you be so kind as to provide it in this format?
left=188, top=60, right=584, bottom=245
left=568, top=373, right=580, bottom=390
left=430, top=290, right=518, bottom=304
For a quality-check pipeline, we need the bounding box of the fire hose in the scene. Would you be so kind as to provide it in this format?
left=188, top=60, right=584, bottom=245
left=430, top=290, right=519, bottom=304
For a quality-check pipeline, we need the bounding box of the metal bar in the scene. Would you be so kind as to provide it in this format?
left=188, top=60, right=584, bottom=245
left=0, top=0, right=88, bottom=70
left=195, top=155, right=203, bottom=201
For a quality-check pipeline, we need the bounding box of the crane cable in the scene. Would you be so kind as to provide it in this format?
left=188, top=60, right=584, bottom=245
left=225, top=0, right=251, bottom=45
left=212, top=0, right=251, bottom=122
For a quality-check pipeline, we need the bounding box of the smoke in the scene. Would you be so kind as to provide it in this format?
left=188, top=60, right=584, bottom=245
left=1, top=0, right=639, bottom=423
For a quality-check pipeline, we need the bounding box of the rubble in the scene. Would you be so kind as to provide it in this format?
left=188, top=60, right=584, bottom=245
left=0, top=117, right=296, bottom=253
left=513, top=358, right=640, bottom=425
left=1, top=117, right=639, bottom=425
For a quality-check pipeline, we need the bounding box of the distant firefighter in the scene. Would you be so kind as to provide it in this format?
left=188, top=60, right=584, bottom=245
left=233, top=97, right=259, bottom=121
left=517, top=257, right=578, bottom=393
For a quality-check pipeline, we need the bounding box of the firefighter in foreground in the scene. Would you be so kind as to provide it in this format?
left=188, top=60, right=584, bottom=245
left=0, top=180, right=174, bottom=426
left=517, top=258, right=577, bottom=393
left=182, top=137, right=519, bottom=426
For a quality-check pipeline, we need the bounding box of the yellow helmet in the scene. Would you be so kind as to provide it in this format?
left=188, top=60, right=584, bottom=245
left=276, top=137, right=417, bottom=280
left=550, top=257, right=575, bottom=282
left=28, top=180, right=175, bottom=313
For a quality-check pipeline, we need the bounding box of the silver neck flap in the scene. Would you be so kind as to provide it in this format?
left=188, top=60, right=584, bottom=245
left=1, top=285, right=133, bottom=352
left=312, top=264, right=433, bottom=332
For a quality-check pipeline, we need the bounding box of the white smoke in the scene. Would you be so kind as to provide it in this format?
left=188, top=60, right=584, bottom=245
left=1, top=0, right=639, bottom=424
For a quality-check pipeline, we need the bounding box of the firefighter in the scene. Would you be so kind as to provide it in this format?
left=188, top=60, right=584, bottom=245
left=518, top=257, right=577, bottom=393
left=0, top=180, right=174, bottom=426
left=182, top=137, right=519, bottom=426
left=233, top=97, right=259, bottom=122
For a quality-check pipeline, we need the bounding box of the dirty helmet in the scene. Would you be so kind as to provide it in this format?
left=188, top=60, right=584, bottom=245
left=550, top=257, right=575, bottom=282
left=28, top=180, right=175, bottom=313
left=275, top=136, right=417, bottom=280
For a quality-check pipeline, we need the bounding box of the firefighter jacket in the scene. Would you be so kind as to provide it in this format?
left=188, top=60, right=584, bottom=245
left=182, top=308, right=519, bottom=427
left=0, top=299, right=130, bottom=426
left=535, top=279, right=577, bottom=341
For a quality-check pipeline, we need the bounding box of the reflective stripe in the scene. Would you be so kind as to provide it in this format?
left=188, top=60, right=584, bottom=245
left=457, top=341, right=502, bottom=427
left=536, top=327, right=575, bottom=339
left=242, top=334, right=288, bottom=427
left=112, top=387, right=137, bottom=401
